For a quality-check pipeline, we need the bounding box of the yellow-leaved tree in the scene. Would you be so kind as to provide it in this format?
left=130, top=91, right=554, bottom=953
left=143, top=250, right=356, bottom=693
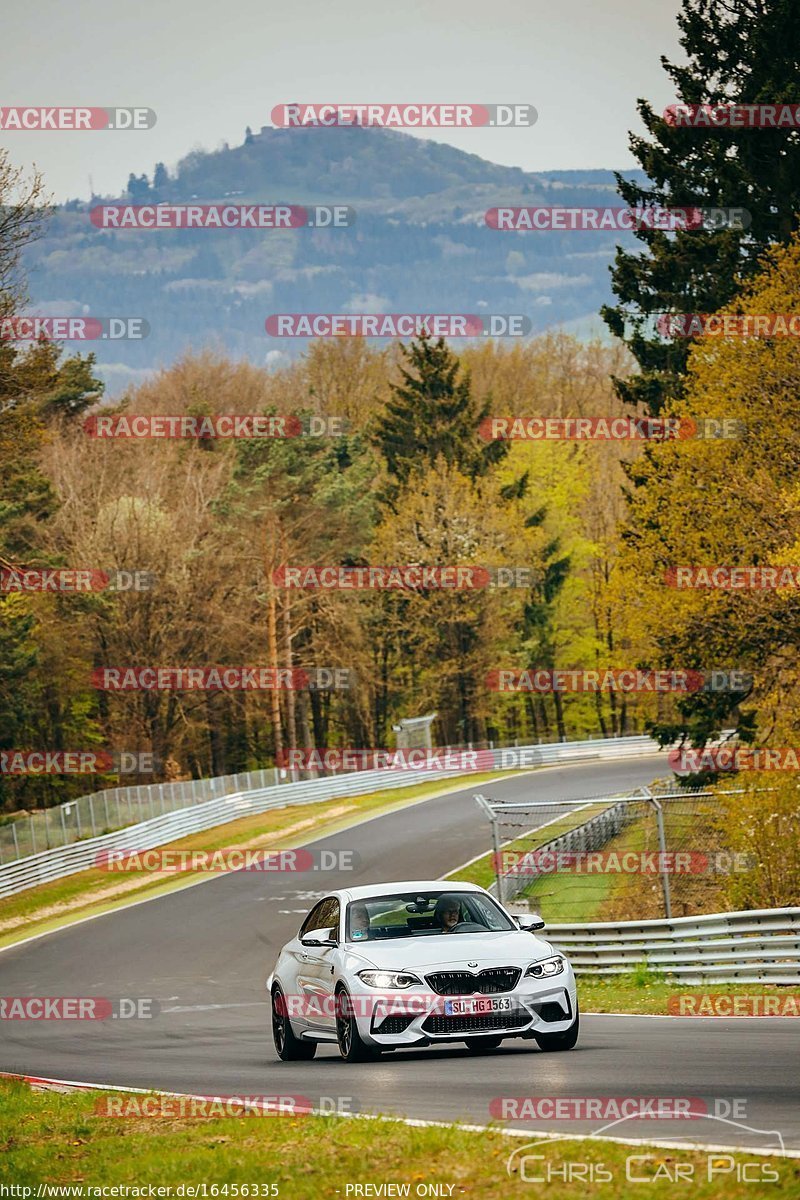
left=616, top=235, right=800, bottom=756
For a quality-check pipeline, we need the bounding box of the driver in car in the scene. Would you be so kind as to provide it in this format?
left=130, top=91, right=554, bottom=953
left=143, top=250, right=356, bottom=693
left=433, top=895, right=462, bottom=933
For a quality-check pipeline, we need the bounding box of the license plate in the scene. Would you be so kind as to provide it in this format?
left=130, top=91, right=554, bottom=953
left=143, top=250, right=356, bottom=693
left=444, top=997, right=512, bottom=1016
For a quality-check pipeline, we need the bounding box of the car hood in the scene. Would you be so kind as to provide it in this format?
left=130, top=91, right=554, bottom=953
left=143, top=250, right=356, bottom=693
left=350, top=930, right=555, bottom=971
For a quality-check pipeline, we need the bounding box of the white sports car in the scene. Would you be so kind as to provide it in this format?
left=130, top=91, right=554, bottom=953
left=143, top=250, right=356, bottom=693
left=267, top=880, right=579, bottom=1062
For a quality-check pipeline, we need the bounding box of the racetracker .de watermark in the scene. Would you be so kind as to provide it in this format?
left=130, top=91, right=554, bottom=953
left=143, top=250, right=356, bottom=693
left=83, top=414, right=345, bottom=439
left=479, top=416, right=743, bottom=441
left=669, top=746, right=800, bottom=772
left=276, top=992, right=454, bottom=1019
left=664, top=103, right=800, bottom=128
left=272, top=565, right=536, bottom=589
left=495, top=849, right=755, bottom=876
left=89, top=205, right=353, bottom=229
left=0, top=107, right=156, bottom=130
left=489, top=1096, right=748, bottom=1120
left=665, top=565, right=800, bottom=589
left=478, top=416, right=695, bottom=441
left=95, top=848, right=359, bottom=873
left=0, top=317, right=148, bottom=340
left=95, top=1093, right=356, bottom=1117
left=0, top=997, right=158, bottom=1019
left=277, top=747, right=550, bottom=772
left=658, top=313, right=800, bottom=337
left=668, top=993, right=800, bottom=1016
left=265, top=314, right=531, bottom=337
left=90, top=666, right=352, bottom=691
left=486, top=206, right=750, bottom=231
left=0, top=750, right=155, bottom=775
left=486, top=668, right=751, bottom=693
left=0, top=568, right=155, bottom=592
left=271, top=103, right=537, bottom=127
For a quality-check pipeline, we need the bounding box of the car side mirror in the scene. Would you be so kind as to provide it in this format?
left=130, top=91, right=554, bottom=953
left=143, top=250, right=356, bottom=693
left=300, top=926, right=337, bottom=947
left=515, top=913, right=546, bottom=931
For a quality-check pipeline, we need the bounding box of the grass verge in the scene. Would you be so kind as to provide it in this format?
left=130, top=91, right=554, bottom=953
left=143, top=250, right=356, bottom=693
left=527, top=798, right=731, bottom=925
left=0, top=1079, right=794, bottom=1199
left=448, top=792, right=733, bottom=924
left=0, top=771, right=514, bottom=951
left=578, top=975, right=798, bottom=1015
left=446, top=801, right=614, bottom=892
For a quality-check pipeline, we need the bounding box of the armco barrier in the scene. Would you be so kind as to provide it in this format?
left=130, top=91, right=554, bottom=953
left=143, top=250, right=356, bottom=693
left=495, top=798, right=637, bottom=904
left=0, top=735, right=664, bottom=897
left=542, top=907, right=800, bottom=985
left=0, top=734, right=661, bottom=864
left=0, top=766, right=282, bottom=863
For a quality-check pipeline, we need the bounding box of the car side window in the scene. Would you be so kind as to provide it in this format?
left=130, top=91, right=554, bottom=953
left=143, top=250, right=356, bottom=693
left=299, top=900, right=329, bottom=937
left=300, top=897, right=340, bottom=940
left=321, top=898, right=340, bottom=942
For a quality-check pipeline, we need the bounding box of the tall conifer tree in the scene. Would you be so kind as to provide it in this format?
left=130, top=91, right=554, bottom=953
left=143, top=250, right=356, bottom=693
left=602, top=0, right=800, bottom=414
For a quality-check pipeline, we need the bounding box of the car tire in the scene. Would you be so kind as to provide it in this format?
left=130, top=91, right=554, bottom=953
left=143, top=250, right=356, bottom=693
left=464, top=1036, right=503, bottom=1052
left=335, top=987, right=378, bottom=1062
left=272, top=984, right=316, bottom=1061
left=533, top=1005, right=579, bottom=1051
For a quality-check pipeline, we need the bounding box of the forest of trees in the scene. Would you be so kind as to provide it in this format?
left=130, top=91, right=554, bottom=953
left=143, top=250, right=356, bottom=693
left=1, top=313, right=656, bottom=810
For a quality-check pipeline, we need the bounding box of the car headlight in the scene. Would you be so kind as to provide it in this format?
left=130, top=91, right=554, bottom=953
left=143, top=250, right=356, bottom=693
left=356, top=970, right=422, bottom=989
left=525, top=955, right=565, bottom=979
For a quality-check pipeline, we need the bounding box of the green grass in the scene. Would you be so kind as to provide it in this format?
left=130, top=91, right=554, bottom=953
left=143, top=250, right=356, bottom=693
left=0, top=770, right=515, bottom=951
left=0, top=1079, right=793, bottom=1199
left=516, top=805, right=648, bottom=922
left=578, top=975, right=798, bottom=1015
left=522, top=862, right=619, bottom=922
left=562, top=797, right=729, bottom=924
left=450, top=794, right=734, bottom=925
left=446, top=801, right=616, bottom=892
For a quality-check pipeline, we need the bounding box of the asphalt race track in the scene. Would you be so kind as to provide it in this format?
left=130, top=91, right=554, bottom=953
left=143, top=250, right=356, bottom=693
left=1, top=754, right=798, bottom=1154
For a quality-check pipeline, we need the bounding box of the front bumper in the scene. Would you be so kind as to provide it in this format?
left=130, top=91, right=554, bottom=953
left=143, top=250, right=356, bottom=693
left=355, top=975, right=578, bottom=1047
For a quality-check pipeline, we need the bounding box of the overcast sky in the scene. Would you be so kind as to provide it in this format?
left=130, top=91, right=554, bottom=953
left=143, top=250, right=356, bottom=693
left=1, top=0, right=684, bottom=202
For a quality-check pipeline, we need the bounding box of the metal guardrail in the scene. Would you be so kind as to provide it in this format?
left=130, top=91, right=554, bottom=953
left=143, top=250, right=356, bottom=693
left=542, top=908, right=800, bottom=984
left=479, top=775, right=799, bottom=982
left=483, top=796, right=639, bottom=904
left=477, top=777, right=744, bottom=920
left=0, top=734, right=664, bottom=897
left=0, top=767, right=281, bottom=864
left=477, top=786, right=681, bottom=917
left=0, top=734, right=660, bottom=865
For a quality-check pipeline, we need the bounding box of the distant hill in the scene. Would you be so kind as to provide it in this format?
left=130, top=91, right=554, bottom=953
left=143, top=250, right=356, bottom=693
left=24, top=125, right=644, bottom=393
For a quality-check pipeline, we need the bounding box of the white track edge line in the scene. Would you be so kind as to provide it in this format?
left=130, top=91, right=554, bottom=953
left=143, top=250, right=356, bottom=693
left=0, top=1070, right=796, bottom=1159
left=0, top=755, right=665, bottom=957
left=0, top=769, right=537, bottom=957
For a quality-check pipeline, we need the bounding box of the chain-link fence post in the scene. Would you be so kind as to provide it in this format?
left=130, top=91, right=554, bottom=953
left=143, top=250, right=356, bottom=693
left=474, top=794, right=504, bottom=904
left=642, top=787, right=672, bottom=920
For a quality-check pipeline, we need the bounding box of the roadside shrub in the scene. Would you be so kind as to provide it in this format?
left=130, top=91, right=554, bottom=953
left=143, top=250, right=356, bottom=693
left=717, top=776, right=800, bottom=910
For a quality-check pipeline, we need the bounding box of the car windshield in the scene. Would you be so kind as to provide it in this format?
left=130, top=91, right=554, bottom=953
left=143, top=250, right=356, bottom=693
left=345, top=890, right=516, bottom=942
